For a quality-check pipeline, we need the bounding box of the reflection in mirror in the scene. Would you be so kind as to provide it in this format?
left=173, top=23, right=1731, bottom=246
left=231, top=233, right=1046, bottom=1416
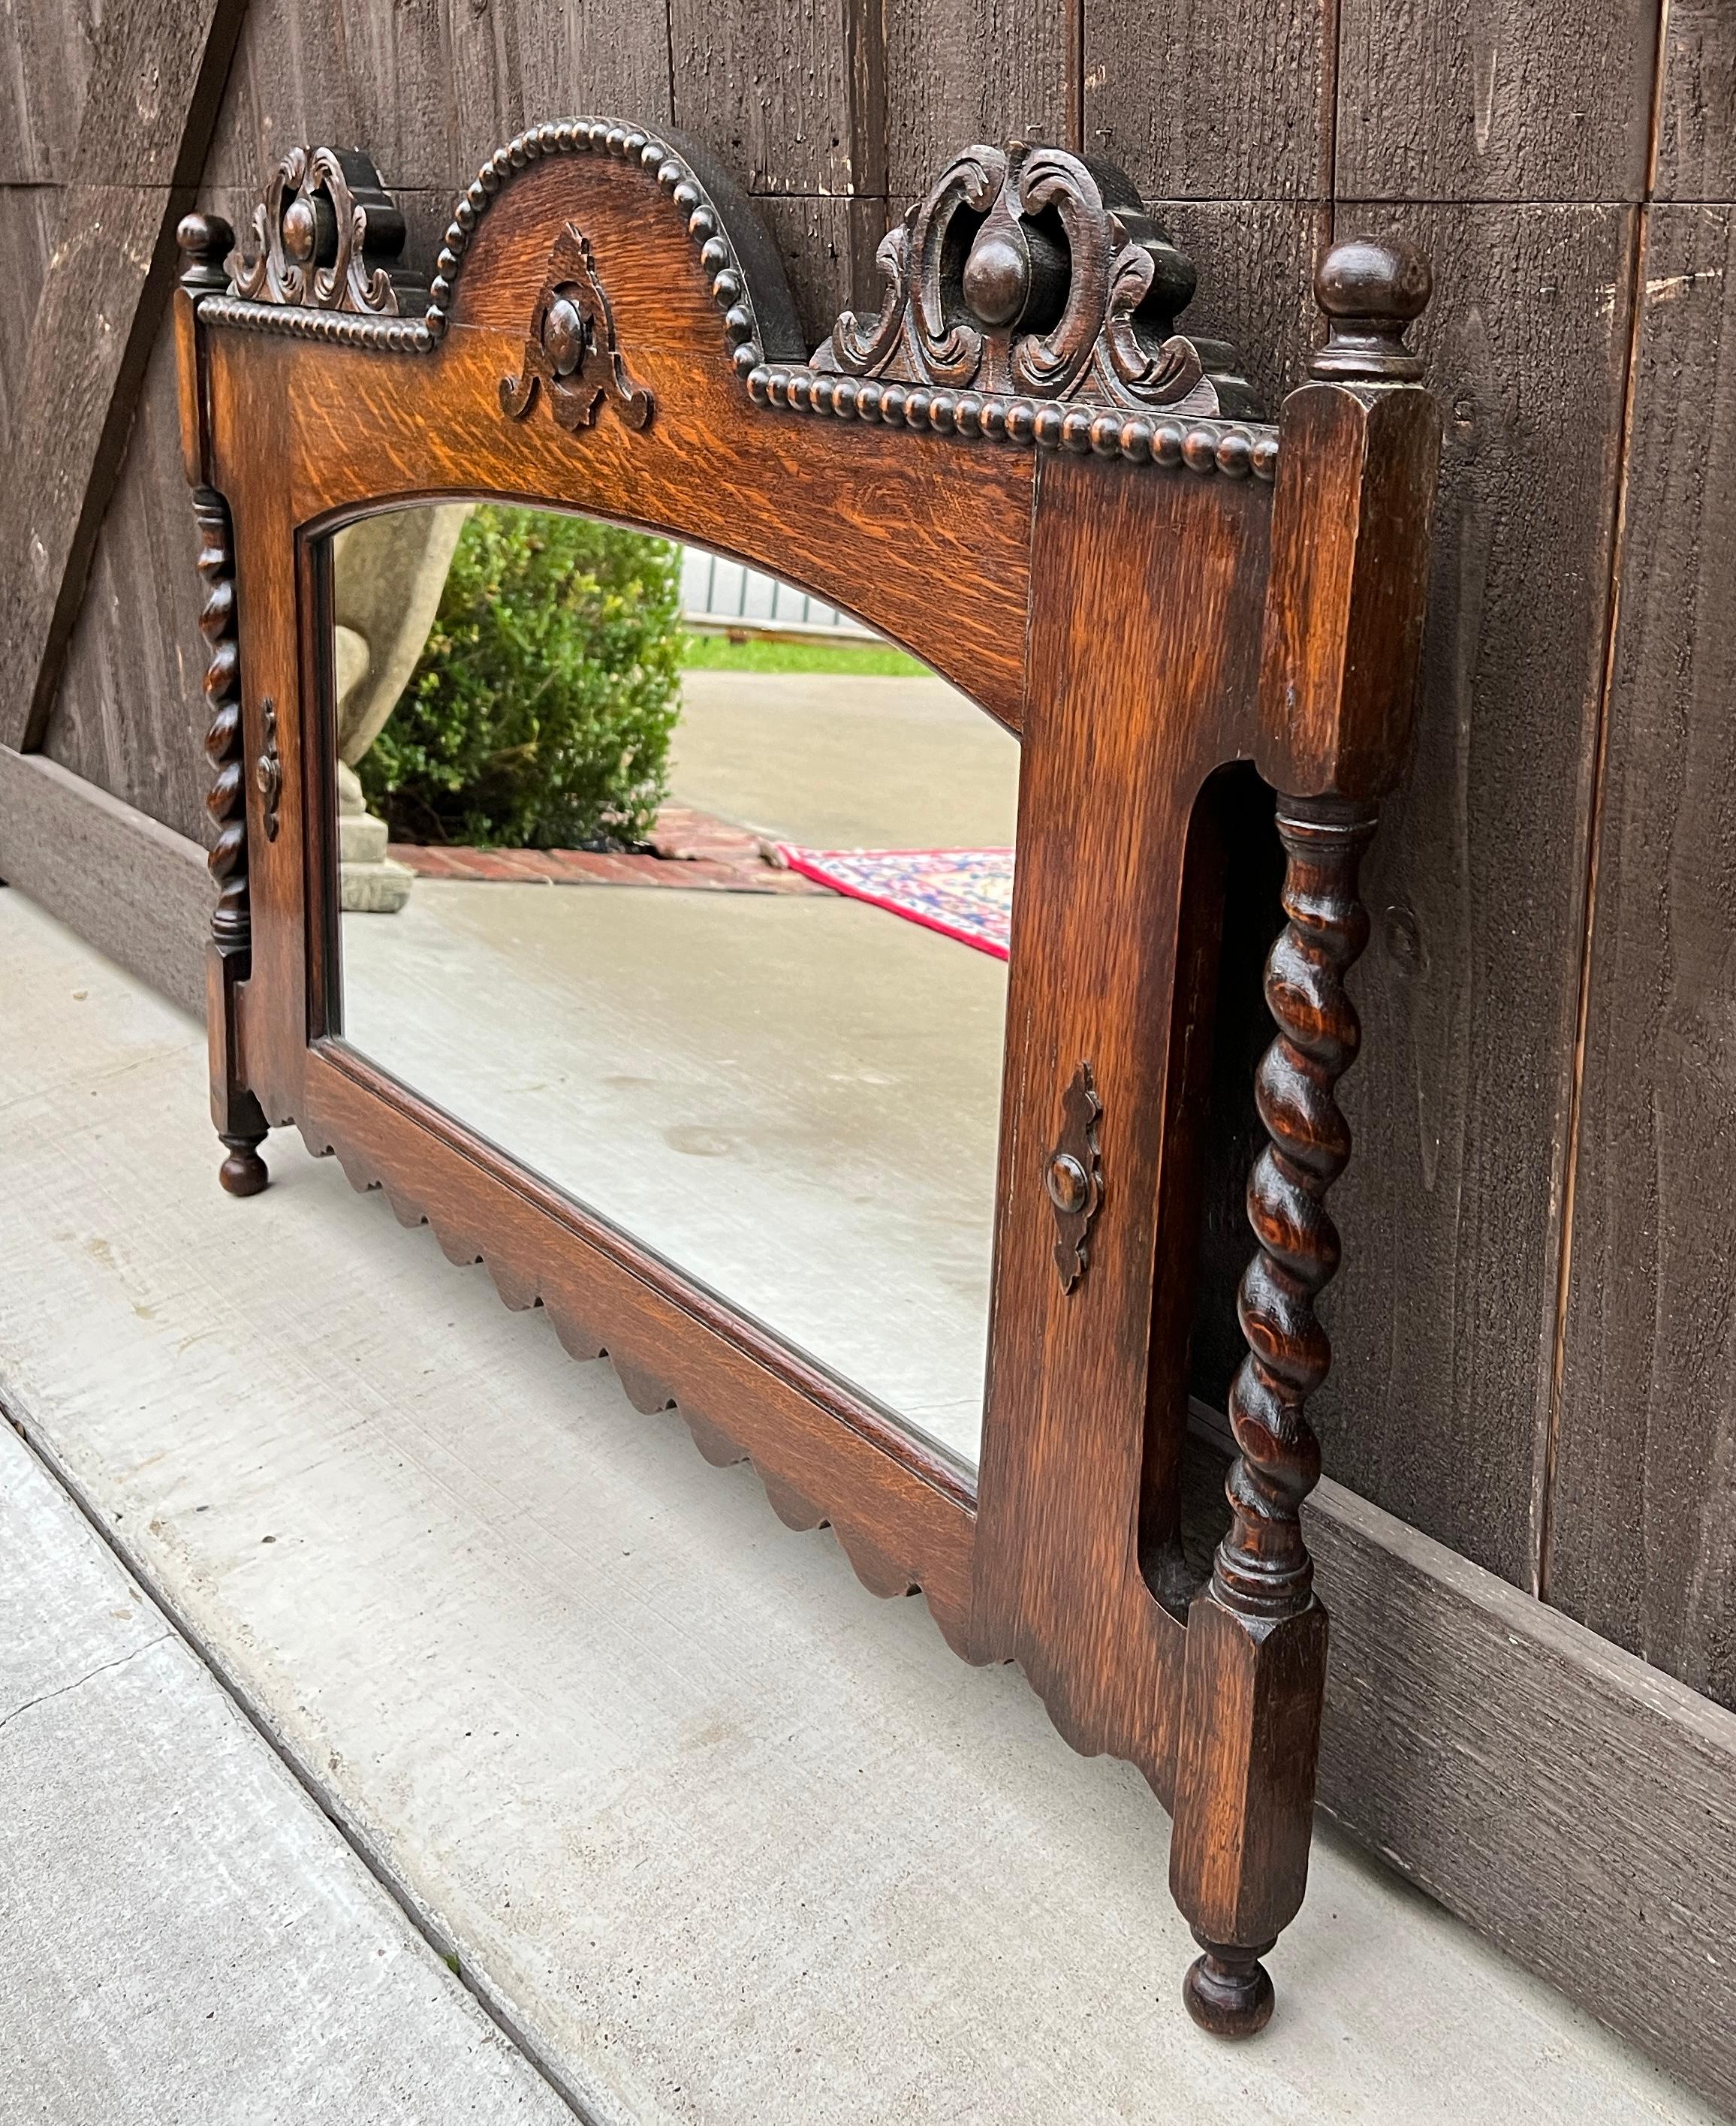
left=327, top=504, right=1018, bottom=1470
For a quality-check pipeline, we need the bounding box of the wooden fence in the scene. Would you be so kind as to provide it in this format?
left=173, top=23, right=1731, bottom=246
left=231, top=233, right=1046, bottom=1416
left=2, top=0, right=1734, bottom=2103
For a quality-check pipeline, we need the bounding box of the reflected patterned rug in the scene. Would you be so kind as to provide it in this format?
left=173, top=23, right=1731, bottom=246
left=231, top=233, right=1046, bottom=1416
left=775, top=846, right=1015, bottom=959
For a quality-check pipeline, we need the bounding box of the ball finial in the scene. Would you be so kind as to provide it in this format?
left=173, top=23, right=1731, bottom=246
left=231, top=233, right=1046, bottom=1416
left=1310, top=234, right=1431, bottom=384
left=176, top=210, right=236, bottom=291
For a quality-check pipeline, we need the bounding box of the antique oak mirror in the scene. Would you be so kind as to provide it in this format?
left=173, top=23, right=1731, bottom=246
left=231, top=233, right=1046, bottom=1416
left=173, top=119, right=1439, bottom=2037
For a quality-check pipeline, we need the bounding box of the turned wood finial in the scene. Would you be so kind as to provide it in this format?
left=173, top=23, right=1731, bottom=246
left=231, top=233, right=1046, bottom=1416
left=1309, top=235, right=1431, bottom=384
left=176, top=211, right=235, bottom=291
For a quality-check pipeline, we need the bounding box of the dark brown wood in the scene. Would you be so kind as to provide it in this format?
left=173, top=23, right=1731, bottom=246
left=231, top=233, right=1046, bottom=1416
left=1656, top=1, right=1736, bottom=202
left=1312, top=203, right=1637, bottom=1588
left=499, top=223, right=656, bottom=433
left=812, top=140, right=1255, bottom=418
left=179, top=209, right=267, bottom=1199
left=1043, top=1063, right=1104, bottom=1292
left=14, top=0, right=1736, bottom=2091
left=0, top=0, right=246, bottom=754
left=1335, top=0, right=1658, bottom=202
left=173, top=127, right=1439, bottom=2037
left=1168, top=252, right=1438, bottom=2033
left=228, top=144, right=421, bottom=315
left=1549, top=204, right=1736, bottom=1711
left=1170, top=798, right=1372, bottom=2033
left=1256, top=240, right=1440, bottom=803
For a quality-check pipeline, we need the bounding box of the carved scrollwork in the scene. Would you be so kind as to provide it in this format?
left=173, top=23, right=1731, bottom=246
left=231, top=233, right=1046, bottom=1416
left=815, top=141, right=1251, bottom=419
left=228, top=145, right=423, bottom=317
left=195, top=121, right=1280, bottom=477
left=499, top=223, right=654, bottom=433
left=1045, top=1063, right=1104, bottom=1291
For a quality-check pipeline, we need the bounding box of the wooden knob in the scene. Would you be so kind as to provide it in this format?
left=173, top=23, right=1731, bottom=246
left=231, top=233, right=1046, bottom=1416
left=1309, top=234, right=1431, bottom=384
left=176, top=211, right=235, bottom=291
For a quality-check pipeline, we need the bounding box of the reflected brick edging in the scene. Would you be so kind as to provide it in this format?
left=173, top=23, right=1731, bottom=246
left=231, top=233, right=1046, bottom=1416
left=390, top=807, right=829, bottom=895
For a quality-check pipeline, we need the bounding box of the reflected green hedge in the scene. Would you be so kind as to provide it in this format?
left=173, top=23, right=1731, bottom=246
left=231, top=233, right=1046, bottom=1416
left=360, top=508, right=683, bottom=849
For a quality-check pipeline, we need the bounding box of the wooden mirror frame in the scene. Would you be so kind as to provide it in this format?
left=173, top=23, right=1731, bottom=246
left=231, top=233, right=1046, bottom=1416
left=173, top=119, right=1440, bottom=2039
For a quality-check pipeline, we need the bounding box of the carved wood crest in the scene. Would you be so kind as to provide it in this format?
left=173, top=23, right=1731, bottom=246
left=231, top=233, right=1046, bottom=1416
left=228, top=146, right=423, bottom=317
left=814, top=144, right=1251, bottom=418
left=499, top=224, right=655, bottom=433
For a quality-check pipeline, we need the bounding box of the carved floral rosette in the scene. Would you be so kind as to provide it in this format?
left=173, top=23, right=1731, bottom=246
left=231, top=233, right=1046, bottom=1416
left=814, top=143, right=1252, bottom=419
left=228, top=145, right=423, bottom=317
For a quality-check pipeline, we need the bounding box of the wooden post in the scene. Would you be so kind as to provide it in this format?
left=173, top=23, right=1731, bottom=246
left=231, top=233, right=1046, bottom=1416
left=177, top=213, right=269, bottom=1198
left=1170, top=236, right=1442, bottom=2034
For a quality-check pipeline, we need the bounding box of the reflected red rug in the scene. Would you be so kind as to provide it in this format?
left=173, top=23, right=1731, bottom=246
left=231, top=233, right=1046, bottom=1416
left=775, top=846, right=1015, bottom=959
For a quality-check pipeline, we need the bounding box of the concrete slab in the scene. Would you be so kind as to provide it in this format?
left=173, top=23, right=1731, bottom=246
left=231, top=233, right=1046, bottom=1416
left=0, top=885, right=1716, bottom=2126
left=0, top=1419, right=574, bottom=2125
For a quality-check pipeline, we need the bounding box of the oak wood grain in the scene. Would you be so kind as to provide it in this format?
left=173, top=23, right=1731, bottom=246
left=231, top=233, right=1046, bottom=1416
left=174, top=135, right=1442, bottom=2037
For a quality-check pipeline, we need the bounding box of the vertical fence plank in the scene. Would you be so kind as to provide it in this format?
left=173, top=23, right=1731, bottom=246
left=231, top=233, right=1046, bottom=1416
left=0, top=0, right=100, bottom=183
left=1314, top=200, right=1635, bottom=1583
left=1548, top=205, right=1736, bottom=1711
left=670, top=0, right=852, bottom=196
left=1335, top=0, right=1657, bottom=201
left=0, top=186, right=56, bottom=454
left=200, top=0, right=457, bottom=196
left=1083, top=0, right=1335, bottom=201
left=0, top=0, right=250, bottom=755
left=1655, top=0, right=1736, bottom=201
left=884, top=1, right=1071, bottom=198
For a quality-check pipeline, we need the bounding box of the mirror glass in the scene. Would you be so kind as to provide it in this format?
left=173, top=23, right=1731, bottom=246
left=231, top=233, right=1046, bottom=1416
left=326, top=502, right=1017, bottom=1470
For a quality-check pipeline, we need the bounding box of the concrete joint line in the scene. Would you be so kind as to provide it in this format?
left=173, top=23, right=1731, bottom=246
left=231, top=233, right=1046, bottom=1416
left=1, top=1404, right=606, bottom=2126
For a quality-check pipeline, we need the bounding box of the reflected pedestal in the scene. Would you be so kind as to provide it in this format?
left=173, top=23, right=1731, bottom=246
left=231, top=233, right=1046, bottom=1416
left=337, top=760, right=414, bottom=914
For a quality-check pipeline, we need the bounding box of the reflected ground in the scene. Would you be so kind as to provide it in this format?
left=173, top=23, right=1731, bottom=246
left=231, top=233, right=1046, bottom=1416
left=342, top=656, right=1016, bottom=1466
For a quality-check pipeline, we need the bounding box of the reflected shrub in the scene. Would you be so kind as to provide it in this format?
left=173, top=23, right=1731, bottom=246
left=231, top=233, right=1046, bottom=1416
left=359, top=507, right=683, bottom=847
